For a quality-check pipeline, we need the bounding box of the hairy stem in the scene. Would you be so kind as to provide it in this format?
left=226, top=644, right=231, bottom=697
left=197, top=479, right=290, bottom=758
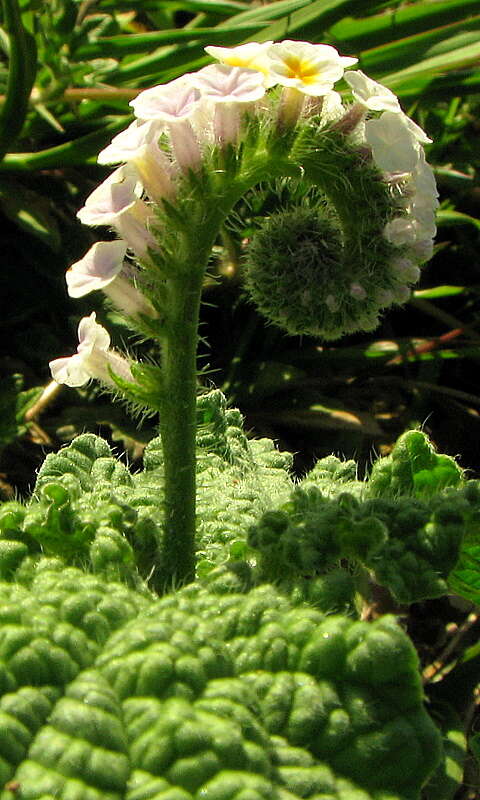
left=157, top=270, right=204, bottom=589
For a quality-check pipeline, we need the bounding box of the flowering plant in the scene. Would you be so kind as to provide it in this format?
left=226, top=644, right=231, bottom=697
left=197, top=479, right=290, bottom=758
left=50, top=39, right=439, bottom=589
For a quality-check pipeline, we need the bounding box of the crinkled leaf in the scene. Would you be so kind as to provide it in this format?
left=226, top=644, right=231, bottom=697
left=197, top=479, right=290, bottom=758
left=0, top=563, right=441, bottom=800
left=248, top=481, right=469, bottom=604
left=367, top=430, right=463, bottom=499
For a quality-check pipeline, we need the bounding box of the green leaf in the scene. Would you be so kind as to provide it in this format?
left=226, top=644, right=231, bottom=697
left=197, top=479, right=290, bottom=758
left=448, top=483, right=480, bottom=606
left=414, top=286, right=466, bottom=299
left=0, top=563, right=442, bottom=799
left=368, top=430, right=463, bottom=499
left=100, top=0, right=249, bottom=12
left=219, top=0, right=370, bottom=42
left=330, top=0, right=480, bottom=52
left=359, top=16, right=480, bottom=76
left=249, top=472, right=468, bottom=603
left=423, top=704, right=467, bottom=800
left=73, top=23, right=267, bottom=59
left=0, top=117, right=130, bottom=171
left=0, top=178, right=61, bottom=249
left=436, top=209, right=480, bottom=231
left=383, top=40, right=480, bottom=91
left=0, top=0, right=37, bottom=161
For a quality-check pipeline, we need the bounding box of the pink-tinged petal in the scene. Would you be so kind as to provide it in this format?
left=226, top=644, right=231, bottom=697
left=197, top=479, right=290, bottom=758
left=130, top=77, right=201, bottom=122
left=116, top=200, right=156, bottom=256
left=98, top=121, right=176, bottom=201
left=77, top=165, right=142, bottom=226
left=97, top=120, right=161, bottom=164
left=66, top=241, right=127, bottom=298
left=344, top=70, right=401, bottom=113
left=192, top=64, right=266, bottom=103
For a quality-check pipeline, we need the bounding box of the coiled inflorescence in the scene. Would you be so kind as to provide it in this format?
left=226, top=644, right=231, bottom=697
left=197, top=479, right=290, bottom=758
left=49, top=39, right=438, bottom=374
left=242, top=67, right=438, bottom=339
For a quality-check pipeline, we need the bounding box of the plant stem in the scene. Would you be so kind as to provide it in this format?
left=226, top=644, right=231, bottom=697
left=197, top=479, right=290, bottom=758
left=157, top=270, right=204, bottom=589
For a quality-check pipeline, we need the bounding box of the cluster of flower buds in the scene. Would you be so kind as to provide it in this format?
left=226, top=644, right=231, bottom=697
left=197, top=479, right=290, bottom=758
left=50, top=39, right=438, bottom=385
left=347, top=71, right=439, bottom=303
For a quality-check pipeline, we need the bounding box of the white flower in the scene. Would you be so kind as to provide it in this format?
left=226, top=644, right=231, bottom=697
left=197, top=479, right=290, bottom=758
left=344, top=70, right=401, bottom=113
left=192, top=64, right=267, bottom=144
left=77, top=165, right=142, bottom=227
left=404, top=116, right=432, bottom=145
left=130, top=77, right=203, bottom=172
left=66, top=240, right=127, bottom=297
left=130, top=76, right=201, bottom=122
left=375, top=288, right=394, bottom=307
left=97, top=120, right=175, bottom=201
left=389, top=257, right=421, bottom=283
left=192, top=63, right=266, bottom=103
left=320, top=90, right=344, bottom=119
left=384, top=216, right=436, bottom=255
left=412, top=151, right=438, bottom=200
left=98, top=120, right=159, bottom=164
left=204, top=42, right=273, bottom=77
left=350, top=282, right=367, bottom=300
left=50, top=313, right=133, bottom=388
left=411, top=237, right=434, bottom=262
left=265, top=40, right=357, bottom=96
left=393, top=285, right=412, bottom=303
left=409, top=199, right=437, bottom=238
left=77, top=165, right=155, bottom=256
left=383, top=217, right=418, bottom=246
left=365, top=111, right=420, bottom=172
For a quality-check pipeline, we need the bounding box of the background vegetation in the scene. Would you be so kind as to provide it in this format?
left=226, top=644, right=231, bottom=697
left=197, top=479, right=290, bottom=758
left=0, top=2, right=479, bottom=794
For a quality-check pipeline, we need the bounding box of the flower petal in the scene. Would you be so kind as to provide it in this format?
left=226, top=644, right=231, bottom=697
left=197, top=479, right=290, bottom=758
left=204, top=42, right=273, bottom=77
left=266, top=40, right=357, bottom=96
left=365, top=111, right=420, bottom=172
left=77, top=312, right=111, bottom=353
left=66, top=241, right=127, bottom=298
left=97, top=120, right=161, bottom=165
left=344, top=70, right=401, bottom=113
left=49, top=354, right=92, bottom=387
left=77, top=165, right=141, bottom=226
left=131, top=77, right=201, bottom=122
left=192, top=64, right=266, bottom=103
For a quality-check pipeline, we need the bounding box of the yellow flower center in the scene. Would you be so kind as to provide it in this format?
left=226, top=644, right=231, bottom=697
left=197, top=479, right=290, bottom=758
left=223, top=54, right=269, bottom=76
left=283, top=56, right=319, bottom=84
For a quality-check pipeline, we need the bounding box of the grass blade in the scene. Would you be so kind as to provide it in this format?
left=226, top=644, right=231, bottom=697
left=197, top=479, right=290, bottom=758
left=0, top=0, right=37, bottom=161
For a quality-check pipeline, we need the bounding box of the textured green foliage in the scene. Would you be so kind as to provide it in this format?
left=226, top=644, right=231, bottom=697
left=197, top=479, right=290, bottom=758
left=248, top=483, right=469, bottom=604
left=368, top=431, right=463, bottom=499
left=248, top=431, right=477, bottom=605
left=3, top=396, right=480, bottom=798
left=442, top=481, right=480, bottom=606
left=1, top=401, right=478, bottom=608
left=0, top=392, right=293, bottom=589
left=0, top=561, right=441, bottom=800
